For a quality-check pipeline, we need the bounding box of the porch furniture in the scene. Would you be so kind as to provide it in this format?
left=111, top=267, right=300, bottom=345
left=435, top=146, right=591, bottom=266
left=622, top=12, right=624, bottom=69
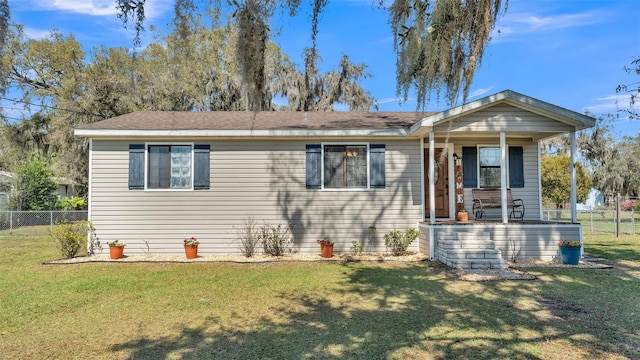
left=472, top=188, right=524, bottom=220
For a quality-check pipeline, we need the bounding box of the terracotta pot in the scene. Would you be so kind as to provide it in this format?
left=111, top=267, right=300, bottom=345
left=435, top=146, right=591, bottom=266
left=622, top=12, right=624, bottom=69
left=184, top=245, right=198, bottom=259
left=321, top=244, right=334, bottom=258
left=457, top=211, right=469, bottom=222
left=109, top=246, right=124, bottom=260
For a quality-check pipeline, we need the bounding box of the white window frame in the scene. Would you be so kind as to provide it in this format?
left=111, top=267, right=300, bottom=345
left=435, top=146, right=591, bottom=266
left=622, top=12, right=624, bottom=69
left=144, top=142, right=195, bottom=191
left=321, top=142, right=370, bottom=191
left=477, top=144, right=510, bottom=188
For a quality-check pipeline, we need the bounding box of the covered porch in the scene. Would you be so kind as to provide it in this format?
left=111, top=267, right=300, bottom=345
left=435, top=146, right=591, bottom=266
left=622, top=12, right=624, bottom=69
left=410, top=91, right=595, bottom=266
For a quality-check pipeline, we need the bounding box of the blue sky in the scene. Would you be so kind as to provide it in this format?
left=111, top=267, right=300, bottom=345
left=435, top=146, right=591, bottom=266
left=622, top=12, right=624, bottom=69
left=7, top=0, right=640, bottom=136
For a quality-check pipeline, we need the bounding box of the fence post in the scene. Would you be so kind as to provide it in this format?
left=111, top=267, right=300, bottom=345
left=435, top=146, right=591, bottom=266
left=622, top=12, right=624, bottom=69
left=50, top=211, right=53, bottom=228
left=616, top=194, right=620, bottom=238
left=9, top=211, right=12, bottom=232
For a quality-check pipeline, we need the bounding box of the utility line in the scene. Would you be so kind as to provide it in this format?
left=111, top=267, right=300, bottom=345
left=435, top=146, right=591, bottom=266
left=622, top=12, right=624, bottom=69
left=0, top=96, right=105, bottom=118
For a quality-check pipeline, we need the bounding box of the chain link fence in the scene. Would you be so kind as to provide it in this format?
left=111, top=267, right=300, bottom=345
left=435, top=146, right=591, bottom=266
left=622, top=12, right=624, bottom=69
left=542, top=209, right=638, bottom=235
left=0, top=211, right=88, bottom=236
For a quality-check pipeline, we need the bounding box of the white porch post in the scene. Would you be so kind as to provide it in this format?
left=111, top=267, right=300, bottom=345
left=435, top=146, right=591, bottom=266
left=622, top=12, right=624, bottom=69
left=570, top=131, right=577, bottom=223
left=500, top=132, right=508, bottom=223
left=429, top=131, right=436, bottom=224
left=420, top=137, right=425, bottom=221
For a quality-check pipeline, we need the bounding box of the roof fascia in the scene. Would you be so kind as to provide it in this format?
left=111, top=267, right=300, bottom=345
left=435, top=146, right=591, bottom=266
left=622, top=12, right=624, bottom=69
left=74, top=128, right=412, bottom=138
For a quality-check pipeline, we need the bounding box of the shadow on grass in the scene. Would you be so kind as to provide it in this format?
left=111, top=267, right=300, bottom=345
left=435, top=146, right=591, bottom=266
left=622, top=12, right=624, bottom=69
left=111, top=263, right=638, bottom=359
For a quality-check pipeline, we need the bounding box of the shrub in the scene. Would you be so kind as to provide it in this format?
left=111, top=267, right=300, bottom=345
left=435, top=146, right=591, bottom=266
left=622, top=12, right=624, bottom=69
left=621, top=199, right=640, bottom=211
left=49, top=220, right=93, bottom=259
left=351, top=240, right=364, bottom=255
left=384, top=228, right=420, bottom=256
left=235, top=217, right=261, bottom=257
left=260, top=222, right=293, bottom=256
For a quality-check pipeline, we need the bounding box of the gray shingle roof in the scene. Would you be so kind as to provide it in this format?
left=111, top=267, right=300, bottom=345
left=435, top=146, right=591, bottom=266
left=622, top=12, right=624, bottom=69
left=77, top=111, right=432, bottom=131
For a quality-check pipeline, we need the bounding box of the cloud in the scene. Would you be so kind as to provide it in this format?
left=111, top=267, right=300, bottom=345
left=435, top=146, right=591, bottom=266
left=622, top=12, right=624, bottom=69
left=23, top=27, right=52, bottom=40
left=28, top=0, right=173, bottom=19
left=468, top=87, right=494, bottom=99
left=31, top=0, right=118, bottom=16
left=584, top=94, right=633, bottom=114
left=492, top=9, right=604, bottom=41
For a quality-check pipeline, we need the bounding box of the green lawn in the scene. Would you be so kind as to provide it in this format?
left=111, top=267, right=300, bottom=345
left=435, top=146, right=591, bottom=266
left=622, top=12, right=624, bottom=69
left=0, top=231, right=638, bottom=359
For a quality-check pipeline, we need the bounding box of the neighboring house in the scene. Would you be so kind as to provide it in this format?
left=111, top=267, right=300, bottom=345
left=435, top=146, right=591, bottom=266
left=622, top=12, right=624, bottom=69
left=74, top=90, right=595, bottom=267
left=577, top=188, right=605, bottom=211
left=0, top=170, right=78, bottom=210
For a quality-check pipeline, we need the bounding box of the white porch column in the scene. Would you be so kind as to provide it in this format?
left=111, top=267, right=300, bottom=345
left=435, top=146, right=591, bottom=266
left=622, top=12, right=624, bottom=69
left=570, top=130, right=577, bottom=223
left=429, top=131, right=436, bottom=224
left=420, top=137, right=425, bottom=221
left=500, top=132, right=508, bottom=223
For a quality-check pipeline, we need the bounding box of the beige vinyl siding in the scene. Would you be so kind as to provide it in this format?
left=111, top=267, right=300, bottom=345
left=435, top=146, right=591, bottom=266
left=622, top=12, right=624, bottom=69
left=453, top=140, right=540, bottom=221
left=434, top=105, right=576, bottom=133
left=89, top=139, right=423, bottom=255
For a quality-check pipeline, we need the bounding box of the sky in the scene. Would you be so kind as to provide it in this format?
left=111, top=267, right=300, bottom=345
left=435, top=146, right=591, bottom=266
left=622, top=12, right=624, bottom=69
left=6, top=0, right=640, bottom=137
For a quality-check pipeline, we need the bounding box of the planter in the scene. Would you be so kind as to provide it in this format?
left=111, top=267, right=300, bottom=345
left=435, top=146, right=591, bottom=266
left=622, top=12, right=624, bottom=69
left=457, top=211, right=469, bottom=222
left=559, top=245, right=581, bottom=265
left=184, top=245, right=199, bottom=259
left=109, top=246, right=124, bottom=260
left=321, top=244, right=334, bottom=258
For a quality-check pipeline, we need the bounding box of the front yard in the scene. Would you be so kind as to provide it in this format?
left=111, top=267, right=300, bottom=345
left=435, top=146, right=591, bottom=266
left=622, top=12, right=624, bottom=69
left=0, top=231, right=638, bottom=359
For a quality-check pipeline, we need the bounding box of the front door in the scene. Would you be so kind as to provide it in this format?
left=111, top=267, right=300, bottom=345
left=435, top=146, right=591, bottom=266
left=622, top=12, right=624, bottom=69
left=424, top=148, right=449, bottom=218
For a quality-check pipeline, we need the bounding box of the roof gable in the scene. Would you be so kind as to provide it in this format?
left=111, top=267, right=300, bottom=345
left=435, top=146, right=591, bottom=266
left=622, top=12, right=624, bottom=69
left=411, top=90, right=595, bottom=137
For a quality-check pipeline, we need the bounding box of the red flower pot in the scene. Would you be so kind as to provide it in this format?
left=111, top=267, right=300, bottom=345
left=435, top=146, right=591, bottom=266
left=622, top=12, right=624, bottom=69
left=109, top=246, right=124, bottom=260
left=321, top=244, right=334, bottom=258
left=184, top=245, right=198, bottom=259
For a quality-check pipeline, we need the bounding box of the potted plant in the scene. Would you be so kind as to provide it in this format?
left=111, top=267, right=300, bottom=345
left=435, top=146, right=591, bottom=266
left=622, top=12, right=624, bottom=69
left=107, top=240, right=126, bottom=260
left=183, top=237, right=199, bottom=259
left=558, top=239, right=581, bottom=265
left=317, top=238, right=335, bottom=258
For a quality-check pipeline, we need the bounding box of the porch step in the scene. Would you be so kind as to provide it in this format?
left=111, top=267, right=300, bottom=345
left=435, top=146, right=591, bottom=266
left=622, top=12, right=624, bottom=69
left=444, top=248, right=503, bottom=259
left=443, top=258, right=509, bottom=270
left=438, top=232, right=491, bottom=241
left=436, top=232, right=508, bottom=270
left=438, top=239, right=495, bottom=250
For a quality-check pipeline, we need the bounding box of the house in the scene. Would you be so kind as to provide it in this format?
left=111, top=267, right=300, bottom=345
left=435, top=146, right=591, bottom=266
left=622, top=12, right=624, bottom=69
left=74, top=90, right=595, bottom=267
left=0, top=170, right=80, bottom=210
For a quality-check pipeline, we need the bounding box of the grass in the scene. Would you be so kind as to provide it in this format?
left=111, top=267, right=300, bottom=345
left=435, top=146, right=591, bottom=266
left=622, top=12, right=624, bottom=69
left=0, top=230, right=639, bottom=359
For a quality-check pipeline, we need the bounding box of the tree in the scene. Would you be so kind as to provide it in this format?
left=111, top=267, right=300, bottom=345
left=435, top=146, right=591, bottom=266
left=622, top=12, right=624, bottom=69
left=113, top=0, right=507, bottom=110
left=541, top=154, right=591, bottom=216
left=616, top=56, right=640, bottom=120
left=9, top=156, right=58, bottom=210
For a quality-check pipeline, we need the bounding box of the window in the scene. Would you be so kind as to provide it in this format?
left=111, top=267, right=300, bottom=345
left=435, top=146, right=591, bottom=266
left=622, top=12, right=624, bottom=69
left=128, top=143, right=210, bottom=190
left=461, top=146, right=524, bottom=188
left=479, top=147, right=501, bottom=188
left=148, top=145, right=191, bottom=189
left=324, top=145, right=368, bottom=189
left=306, top=143, right=385, bottom=189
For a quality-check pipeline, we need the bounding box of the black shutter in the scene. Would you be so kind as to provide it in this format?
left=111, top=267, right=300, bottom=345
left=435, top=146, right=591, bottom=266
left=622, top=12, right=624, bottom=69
left=509, top=146, right=524, bottom=188
left=306, top=145, right=321, bottom=189
left=462, top=146, right=477, bottom=187
left=193, top=144, right=210, bottom=190
left=128, top=144, right=145, bottom=190
left=370, top=144, right=385, bottom=188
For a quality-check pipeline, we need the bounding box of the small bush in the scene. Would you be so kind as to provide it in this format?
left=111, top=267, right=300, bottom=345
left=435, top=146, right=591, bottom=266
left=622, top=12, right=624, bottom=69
left=621, top=199, right=640, bottom=211
left=49, top=220, right=93, bottom=259
left=260, top=222, right=293, bottom=256
left=235, top=217, right=261, bottom=257
left=351, top=240, right=364, bottom=255
left=384, top=228, right=420, bottom=256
